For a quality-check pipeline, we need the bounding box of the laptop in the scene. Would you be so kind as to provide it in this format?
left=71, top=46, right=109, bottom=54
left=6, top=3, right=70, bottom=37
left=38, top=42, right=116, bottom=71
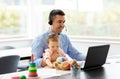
left=81, top=44, right=110, bottom=70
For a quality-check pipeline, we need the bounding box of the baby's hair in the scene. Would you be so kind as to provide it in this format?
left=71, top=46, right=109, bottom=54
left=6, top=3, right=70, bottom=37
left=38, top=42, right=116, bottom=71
left=47, top=34, right=59, bottom=44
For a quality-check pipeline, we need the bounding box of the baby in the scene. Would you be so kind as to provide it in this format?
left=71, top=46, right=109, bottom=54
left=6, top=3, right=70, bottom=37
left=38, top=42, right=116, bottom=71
left=42, top=33, right=68, bottom=68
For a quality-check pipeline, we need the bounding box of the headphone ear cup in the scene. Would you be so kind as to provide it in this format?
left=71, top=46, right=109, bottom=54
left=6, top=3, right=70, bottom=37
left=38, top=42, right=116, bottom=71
left=48, top=20, right=52, bottom=25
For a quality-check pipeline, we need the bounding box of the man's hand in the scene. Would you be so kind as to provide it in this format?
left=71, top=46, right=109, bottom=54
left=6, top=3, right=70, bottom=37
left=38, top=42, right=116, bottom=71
left=41, top=59, right=47, bottom=67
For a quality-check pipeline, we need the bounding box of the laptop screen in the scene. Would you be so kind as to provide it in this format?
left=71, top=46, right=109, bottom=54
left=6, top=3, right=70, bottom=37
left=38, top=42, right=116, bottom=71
left=82, top=44, right=110, bottom=70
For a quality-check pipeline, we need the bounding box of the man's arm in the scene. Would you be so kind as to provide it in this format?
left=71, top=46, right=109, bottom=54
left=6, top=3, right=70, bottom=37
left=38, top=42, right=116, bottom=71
left=65, top=36, right=85, bottom=61
left=31, top=36, right=46, bottom=68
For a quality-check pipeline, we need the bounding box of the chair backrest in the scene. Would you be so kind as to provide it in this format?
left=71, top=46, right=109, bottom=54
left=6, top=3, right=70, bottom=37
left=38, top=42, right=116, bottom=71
left=0, top=55, right=20, bottom=74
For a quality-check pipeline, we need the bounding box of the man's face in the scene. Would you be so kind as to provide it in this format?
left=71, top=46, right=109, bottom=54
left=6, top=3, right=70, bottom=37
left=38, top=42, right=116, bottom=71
left=51, top=15, right=65, bottom=34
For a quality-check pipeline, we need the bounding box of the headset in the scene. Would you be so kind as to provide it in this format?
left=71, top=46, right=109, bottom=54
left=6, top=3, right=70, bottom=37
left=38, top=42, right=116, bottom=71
left=48, top=9, right=65, bottom=25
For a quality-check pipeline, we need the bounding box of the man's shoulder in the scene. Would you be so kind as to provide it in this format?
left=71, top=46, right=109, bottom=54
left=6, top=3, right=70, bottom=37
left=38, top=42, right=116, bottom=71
left=60, top=33, right=69, bottom=39
left=60, top=33, right=67, bottom=37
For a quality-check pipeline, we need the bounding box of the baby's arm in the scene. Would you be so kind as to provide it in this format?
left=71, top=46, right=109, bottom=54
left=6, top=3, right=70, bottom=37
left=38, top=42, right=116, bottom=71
left=43, top=49, right=53, bottom=68
left=45, top=59, right=53, bottom=68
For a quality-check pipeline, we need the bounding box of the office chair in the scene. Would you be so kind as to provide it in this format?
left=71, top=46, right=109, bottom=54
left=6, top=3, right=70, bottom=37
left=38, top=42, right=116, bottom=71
left=17, top=56, right=31, bottom=71
left=0, top=55, right=20, bottom=74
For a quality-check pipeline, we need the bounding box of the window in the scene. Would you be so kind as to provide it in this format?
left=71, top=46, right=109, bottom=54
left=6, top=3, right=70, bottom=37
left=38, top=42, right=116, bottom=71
left=0, top=0, right=120, bottom=41
left=42, top=0, right=120, bottom=39
left=0, top=0, right=27, bottom=38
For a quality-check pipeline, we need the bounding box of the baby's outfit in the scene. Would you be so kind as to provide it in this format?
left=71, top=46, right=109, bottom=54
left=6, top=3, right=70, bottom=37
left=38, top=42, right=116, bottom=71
left=43, top=48, right=66, bottom=62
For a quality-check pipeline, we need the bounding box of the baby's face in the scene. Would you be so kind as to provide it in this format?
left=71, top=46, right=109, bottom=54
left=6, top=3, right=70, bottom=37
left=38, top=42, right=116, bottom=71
left=48, top=41, right=60, bottom=52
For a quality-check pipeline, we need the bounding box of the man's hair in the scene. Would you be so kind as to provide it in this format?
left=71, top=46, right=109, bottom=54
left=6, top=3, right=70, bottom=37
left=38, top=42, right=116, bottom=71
left=48, top=9, right=65, bottom=25
left=47, top=34, right=59, bottom=44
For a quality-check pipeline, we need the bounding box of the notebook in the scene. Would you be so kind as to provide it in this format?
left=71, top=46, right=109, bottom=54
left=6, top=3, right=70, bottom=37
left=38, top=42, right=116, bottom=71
left=81, top=44, right=110, bottom=70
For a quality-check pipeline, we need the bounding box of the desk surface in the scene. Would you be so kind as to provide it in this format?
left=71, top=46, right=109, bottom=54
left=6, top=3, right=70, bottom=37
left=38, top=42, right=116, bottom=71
left=0, top=68, right=70, bottom=79
left=0, top=63, right=120, bottom=79
left=0, top=47, right=31, bottom=58
left=70, top=63, right=120, bottom=79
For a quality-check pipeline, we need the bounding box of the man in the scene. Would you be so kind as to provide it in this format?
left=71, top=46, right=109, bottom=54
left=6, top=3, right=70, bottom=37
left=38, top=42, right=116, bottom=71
left=32, top=9, right=85, bottom=68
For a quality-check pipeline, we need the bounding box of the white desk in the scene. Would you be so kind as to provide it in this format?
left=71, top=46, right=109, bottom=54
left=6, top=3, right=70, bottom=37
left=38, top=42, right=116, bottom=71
left=0, top=68, right=71, bottom=79
left=0, top=47, right=31, bottom=58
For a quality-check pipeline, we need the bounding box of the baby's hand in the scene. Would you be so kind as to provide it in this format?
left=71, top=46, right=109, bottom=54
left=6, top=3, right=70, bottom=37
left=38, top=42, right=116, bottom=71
left=48, top=64, right=53, bottom=68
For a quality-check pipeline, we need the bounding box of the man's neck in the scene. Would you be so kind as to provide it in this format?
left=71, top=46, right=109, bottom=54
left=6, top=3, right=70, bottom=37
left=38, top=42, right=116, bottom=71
left=51, top=30, right=60, bottom=35
left=49, top=27, right=60, bottom=35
